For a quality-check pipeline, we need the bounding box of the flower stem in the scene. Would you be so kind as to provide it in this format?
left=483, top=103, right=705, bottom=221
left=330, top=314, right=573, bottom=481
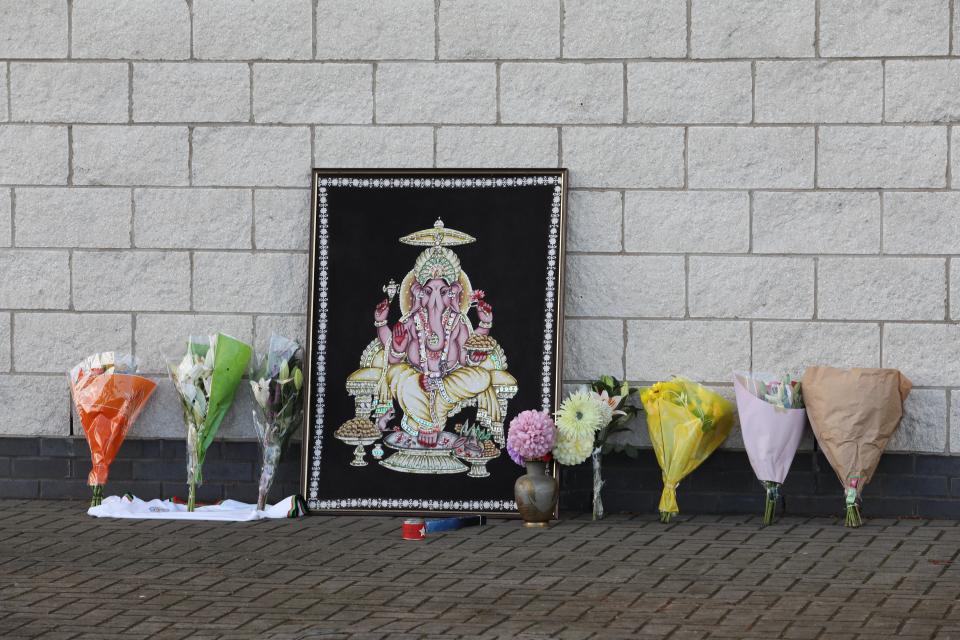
left=844, top=503, right=862, bottom=528
left=89, top=484, right=103, bottom=508
left=187, top=482, right=196, bottom=512
left=762, top=481, right=781, bottom=526
left=843, top=484, right=862, bottom=527
left=659, top=511, right=675, bottom=524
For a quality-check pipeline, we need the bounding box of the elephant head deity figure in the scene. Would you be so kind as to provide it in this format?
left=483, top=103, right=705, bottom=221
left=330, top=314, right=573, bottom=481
left=371, top=219, right=502, bottom=448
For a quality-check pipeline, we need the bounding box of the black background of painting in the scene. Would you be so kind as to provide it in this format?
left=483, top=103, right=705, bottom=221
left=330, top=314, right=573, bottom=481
left=308, top=175, right=560, bottom=508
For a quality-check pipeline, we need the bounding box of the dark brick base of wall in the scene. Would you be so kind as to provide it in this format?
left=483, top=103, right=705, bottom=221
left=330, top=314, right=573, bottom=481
left=561, top=449, right=960, bottom=519
left=3, top=437, right=960, bottom=518
left=0, top=437, right=301, bottom=504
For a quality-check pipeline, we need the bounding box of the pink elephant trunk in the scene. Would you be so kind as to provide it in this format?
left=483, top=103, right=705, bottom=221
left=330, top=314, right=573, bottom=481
left=428, top=297, right=445, bottom=336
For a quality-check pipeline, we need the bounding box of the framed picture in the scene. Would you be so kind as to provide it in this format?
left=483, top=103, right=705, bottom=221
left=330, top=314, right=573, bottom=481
left=301, top=169, right=567, bottom=515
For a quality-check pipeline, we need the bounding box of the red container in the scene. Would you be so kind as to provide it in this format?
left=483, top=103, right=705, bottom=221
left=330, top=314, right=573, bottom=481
left=402, top=518, right=425, bottom=540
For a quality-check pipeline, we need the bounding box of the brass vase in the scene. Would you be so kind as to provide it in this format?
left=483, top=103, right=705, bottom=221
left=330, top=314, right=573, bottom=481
left=514, top=460, right=557, bottom=527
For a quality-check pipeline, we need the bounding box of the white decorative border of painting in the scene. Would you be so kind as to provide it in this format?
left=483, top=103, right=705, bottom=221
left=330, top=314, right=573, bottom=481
left=307, top=173, right=563, bottom=513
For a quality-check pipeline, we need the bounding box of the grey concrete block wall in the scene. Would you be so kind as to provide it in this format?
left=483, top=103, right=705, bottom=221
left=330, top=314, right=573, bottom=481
left=0, top=0, right=957, bottom=456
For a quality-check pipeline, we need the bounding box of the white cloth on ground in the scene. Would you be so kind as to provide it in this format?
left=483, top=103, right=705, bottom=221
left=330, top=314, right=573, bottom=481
left=87, top=494, right=305, bottom=521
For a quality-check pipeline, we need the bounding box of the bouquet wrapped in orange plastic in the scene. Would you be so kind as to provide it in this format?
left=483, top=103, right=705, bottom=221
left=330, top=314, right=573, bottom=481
left=69, top=353, right=157, bottom=507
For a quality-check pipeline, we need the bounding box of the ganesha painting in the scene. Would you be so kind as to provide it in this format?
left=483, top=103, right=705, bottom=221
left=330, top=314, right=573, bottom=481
left=334, top=219, right=518, bottom=476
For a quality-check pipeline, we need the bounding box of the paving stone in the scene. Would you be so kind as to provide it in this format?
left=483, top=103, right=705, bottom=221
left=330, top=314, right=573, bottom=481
left=5, top=505, right=951, bottom=637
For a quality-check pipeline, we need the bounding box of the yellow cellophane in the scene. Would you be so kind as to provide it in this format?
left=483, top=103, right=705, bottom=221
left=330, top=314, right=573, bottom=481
left=641, top=378, right=734, bottom=520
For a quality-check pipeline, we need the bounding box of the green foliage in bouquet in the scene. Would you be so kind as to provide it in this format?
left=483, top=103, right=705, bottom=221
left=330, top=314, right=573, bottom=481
left=250, top=335, right=305, bottom=511
left=168, top=333, right=252, bottom=511
left=593, top=375, right=643, bottom=458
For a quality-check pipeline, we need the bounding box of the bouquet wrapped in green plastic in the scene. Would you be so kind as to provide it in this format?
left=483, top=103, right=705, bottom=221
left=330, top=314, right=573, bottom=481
left=167, top=334, right=252, bottom=511
left=249, top=334, right=304, bottom=511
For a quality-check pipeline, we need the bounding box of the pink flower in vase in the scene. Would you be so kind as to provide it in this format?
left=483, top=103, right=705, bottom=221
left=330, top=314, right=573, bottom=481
left=506, top=410, right=557, bottom=466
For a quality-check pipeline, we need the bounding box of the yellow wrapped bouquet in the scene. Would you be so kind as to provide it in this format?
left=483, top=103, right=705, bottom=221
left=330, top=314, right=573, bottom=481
left=640, top=377, right=734, bottom=523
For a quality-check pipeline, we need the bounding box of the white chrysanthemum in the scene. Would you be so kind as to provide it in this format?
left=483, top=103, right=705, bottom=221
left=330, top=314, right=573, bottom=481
left=552, top=430, right=593, bottom=466
left=555, top=389, right=605, bottom=439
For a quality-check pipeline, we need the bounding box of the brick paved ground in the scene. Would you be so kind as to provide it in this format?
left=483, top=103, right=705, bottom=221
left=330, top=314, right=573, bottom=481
left=2, top=500, right=960, bottom=639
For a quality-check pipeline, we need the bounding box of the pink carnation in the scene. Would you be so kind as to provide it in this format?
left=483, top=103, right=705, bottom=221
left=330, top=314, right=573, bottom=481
left=506, top=410, right=557, bottom=465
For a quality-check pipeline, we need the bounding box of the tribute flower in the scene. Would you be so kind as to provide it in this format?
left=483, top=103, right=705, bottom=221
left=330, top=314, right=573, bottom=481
left=552, top=430, right=593, bottom=466
left=733, top=372, right=807, bottom=526
left=69, top=352, right=157, bottom=508
left=506, top=410, right=556, bottom=463
left=641, top=377, right=734, bottom=523
left=555, top=389, right=605, bottom=440
left=167, top=333, right=252, bottom=512
left=801, top=366, right=911, bottom=527
left=249, top=334, right=305, bottom=511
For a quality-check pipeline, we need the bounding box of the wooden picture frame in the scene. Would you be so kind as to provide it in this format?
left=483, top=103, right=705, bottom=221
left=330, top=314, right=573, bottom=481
left=301, top=169, right=567, bottom=516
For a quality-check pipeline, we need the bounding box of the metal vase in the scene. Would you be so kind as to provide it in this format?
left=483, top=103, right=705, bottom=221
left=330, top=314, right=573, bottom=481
left=514, top=460, right=557, bottom=527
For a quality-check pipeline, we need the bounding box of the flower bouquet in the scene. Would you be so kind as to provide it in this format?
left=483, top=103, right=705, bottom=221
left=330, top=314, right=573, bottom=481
left=801, top=366, right=912, bottom=527
left=69, top=352, right=157, bottom=507
left=640, top=377, right=734, bottom=523
left=506, top=409, right=558, bottom=526
left=552, top=376, right=640, bottom=520
left=733, top=372, right=806, bottom=525
left=167, top=333, right=252, bottom=512
left=249, top=334, right=304, bottom=511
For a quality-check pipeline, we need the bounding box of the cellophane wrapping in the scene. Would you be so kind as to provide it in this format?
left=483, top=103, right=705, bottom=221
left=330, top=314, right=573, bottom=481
left=801, top=366, right=912, bottom=527
left=167, top=334, right=252, bottom=511
left=733, top=372, right=807, bottom=525
left=249, top=334, right=304, bottom=511
left=640, top=377, right=734, bottom=523
left=69, top=352, right=157, bottom=507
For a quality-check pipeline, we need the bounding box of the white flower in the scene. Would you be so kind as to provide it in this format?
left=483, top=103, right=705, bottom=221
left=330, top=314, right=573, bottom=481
left=553, top=430, right=593, bottom=466
left=250, top=378, right=271, bottom=408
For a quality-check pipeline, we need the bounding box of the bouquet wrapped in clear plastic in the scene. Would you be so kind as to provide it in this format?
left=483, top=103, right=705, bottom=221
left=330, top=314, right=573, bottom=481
left=167, top=334, right=252, bottom=511
left=249, top=334, right=305, bottom=511
left=801, top=366, right=912, bottom=527
left=552, top=375, right=640, bottom=520
left=69, top=352, right=157, bottom=507
left=733, top=372, right=806, bottom=525
left=640, top=377, right=734, bottom=523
